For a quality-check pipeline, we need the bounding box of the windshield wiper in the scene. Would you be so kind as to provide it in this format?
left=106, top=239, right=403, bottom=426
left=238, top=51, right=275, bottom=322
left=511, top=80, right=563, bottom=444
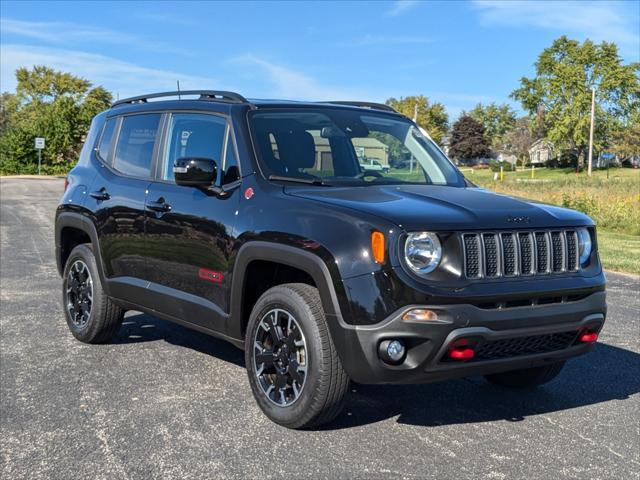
left=268, top=175, right=331, bottom=186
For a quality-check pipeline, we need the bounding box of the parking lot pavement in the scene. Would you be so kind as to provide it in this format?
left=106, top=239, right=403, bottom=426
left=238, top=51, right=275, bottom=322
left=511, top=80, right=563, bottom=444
left=1, top=177, right=638, bottom=480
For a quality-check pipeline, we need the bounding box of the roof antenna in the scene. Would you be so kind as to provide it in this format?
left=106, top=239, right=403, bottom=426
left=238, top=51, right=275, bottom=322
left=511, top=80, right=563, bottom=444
left=177, top=80, right=181, bottom=100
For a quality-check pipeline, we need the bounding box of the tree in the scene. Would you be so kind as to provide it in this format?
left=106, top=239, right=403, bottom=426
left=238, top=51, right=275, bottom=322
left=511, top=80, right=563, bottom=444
left=511, top=36, right=640, bottom=164
left=467, top=102, right=516, bottom=149
left=611, top=111, right=640, bottom=160
left=503, top=117, right=535, bottom=166
left=448, top=115, right=492, bottom=162
left=385, top=95, right=449, bottom=144
left=0, top=66, right=112, bottom=174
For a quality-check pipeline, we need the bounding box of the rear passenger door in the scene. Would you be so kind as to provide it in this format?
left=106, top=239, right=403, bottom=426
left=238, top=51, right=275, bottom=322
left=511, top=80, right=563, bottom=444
left=90, top=113, right=161, bottom=295
left=144, top=112, right=241, bottom=331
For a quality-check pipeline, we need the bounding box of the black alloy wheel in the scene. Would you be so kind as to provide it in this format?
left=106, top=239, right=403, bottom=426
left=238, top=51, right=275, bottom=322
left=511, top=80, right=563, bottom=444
left=253, top=308, right=308, bottom=406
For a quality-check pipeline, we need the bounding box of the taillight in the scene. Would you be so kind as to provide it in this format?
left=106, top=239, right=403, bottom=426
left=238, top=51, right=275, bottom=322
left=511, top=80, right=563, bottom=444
left=64, top=178, right=69, bottom=192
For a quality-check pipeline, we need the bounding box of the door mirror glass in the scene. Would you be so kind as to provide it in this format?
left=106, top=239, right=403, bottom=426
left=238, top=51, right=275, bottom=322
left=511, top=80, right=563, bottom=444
left=173, top=157, right=217, bottom=187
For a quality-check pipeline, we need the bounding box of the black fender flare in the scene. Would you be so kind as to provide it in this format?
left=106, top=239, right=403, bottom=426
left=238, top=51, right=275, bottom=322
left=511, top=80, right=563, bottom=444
left=228, top=241, right=345, bottom=340
left=55, top=211, right=110, bottom=293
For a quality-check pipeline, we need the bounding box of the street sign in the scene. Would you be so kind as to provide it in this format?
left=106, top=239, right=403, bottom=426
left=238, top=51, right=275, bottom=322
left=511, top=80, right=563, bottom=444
left=35, top=137, right=45, bottom=175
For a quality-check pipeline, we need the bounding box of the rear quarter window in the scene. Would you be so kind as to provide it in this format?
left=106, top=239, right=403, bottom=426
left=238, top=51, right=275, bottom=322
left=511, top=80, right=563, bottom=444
left=113, top=114, right=161, bottom=178
left=97, top=118, right=117, bottom=163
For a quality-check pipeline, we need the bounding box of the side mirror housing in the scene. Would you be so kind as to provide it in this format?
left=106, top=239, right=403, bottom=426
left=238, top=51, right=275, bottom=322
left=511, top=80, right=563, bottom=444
left=173, top=158, right=217, bottom=187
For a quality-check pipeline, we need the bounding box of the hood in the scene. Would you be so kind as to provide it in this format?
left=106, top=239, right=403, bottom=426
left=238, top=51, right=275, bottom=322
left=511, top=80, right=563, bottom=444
left=284, top=184, right=593, bottom=231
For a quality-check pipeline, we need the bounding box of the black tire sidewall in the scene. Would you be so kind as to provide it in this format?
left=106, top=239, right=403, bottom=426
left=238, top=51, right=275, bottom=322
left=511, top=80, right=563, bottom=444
left=245, top=287, right=326, bottom=427
left=61, top=244, right=108, bottom=342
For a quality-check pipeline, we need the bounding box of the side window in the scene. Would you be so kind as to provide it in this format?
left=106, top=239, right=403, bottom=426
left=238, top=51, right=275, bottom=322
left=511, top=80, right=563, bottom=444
left=113, top=114, right=161, bottom=178
left=97, top=118, right=116, bottom=162
left=163, top=113, right=227, bottom=181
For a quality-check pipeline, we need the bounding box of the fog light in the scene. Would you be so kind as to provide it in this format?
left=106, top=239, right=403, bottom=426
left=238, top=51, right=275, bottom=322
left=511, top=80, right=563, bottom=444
left=379, top=339, right=406, bottom=365
left=402, top=309, right=438, bottom=322
left=387, top=340, right=405, bottom=361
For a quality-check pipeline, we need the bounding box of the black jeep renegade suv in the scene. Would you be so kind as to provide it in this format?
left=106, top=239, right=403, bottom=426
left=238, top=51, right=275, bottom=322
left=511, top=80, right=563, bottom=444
left=55, top=90, right=606, bottom=429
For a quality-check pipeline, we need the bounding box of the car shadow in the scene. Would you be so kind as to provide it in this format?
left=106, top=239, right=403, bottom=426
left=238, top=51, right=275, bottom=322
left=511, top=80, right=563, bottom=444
left=114, top=311, right=245, bottom=367
left=113, top=312, right=639, bottom=430
left=325, top=341, right=640, bottom=430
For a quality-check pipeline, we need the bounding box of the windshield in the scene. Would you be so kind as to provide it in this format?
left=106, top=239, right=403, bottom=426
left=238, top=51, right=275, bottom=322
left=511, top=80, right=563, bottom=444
left=249, top=109, right=464, bottom=187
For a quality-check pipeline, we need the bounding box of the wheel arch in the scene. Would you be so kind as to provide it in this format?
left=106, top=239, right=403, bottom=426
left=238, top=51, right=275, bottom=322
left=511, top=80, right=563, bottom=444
left=55, top=211, right=109, bottom=291
left=229, top=241, right=344, bottom=341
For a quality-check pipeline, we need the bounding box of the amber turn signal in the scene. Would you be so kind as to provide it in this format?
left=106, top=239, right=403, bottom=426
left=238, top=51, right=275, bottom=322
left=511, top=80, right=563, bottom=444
left=371, top=231, right=385, bottom=263
left=402, top=309, right=438, bottom=322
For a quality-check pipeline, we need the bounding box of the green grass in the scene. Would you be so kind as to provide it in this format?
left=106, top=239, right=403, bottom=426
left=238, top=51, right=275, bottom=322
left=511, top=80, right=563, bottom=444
left=597, top=230, right=640, bottom=275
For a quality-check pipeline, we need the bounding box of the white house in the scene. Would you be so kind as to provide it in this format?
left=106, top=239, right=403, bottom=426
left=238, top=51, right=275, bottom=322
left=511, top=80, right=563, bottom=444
left=528, top=139, right=554, bottom=165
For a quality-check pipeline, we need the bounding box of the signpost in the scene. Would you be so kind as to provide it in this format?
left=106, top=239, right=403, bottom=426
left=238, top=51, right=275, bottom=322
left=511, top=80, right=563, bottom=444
left=35, top=137, right=45, bottom=175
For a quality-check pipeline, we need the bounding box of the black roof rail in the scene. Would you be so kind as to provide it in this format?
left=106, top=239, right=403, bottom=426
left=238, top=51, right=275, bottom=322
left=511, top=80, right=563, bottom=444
left=112, top=90, right=249, bottom=107
left=326, top=101, right=397, bottom=113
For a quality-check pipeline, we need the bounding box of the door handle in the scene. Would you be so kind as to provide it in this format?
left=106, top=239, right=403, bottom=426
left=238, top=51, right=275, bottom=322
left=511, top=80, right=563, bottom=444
left=147, top=199, right=172, bottom=213
left=89, top=189, right=110, bottom=201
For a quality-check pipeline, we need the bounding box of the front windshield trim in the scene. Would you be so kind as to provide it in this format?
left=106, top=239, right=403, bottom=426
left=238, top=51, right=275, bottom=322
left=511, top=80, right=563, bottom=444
left=246, top=107, right=466, bottom=188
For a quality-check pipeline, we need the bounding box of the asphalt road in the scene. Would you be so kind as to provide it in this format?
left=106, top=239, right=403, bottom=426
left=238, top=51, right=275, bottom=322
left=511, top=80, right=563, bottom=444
left=1, top=177, right=639, bottom=480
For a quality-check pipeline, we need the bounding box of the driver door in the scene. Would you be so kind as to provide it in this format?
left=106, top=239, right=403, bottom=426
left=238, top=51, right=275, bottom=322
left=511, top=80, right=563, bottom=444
left=144, top=112, right=241, bottom=331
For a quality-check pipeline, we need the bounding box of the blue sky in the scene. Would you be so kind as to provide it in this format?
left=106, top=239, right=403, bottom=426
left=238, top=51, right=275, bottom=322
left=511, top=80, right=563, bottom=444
left=1, top=0, right=638, bottom=118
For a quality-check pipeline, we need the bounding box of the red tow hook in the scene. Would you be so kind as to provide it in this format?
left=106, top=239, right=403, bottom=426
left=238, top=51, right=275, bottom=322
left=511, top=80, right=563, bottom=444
left=447, top=339, right=475, bottom=360
left=578, top=331, right=599, bottom=343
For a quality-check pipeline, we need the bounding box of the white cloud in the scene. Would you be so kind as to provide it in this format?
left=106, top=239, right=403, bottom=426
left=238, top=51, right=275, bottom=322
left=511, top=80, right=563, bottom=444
left=228, top=54, right=363, bottom=100
left=0, top=44, right=216, bottom=98
left=0, top=18, right=194, bottom=56
left=472, top=1, right=639, bottom=52
left=385, top=0, right=420, bottom=17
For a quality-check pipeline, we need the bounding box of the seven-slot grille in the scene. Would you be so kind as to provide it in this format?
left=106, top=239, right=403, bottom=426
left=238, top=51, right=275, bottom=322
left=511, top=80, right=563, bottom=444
left=463, top=230, right=580, bottom=279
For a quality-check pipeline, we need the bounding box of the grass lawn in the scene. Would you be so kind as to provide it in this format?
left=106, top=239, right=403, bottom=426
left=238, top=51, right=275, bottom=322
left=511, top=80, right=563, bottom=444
left=597, top=230, right=640, bottom=275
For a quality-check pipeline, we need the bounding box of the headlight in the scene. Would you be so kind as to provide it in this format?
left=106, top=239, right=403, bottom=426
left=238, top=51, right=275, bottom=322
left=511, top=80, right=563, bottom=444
left=404, top=232, right=442, bottom=275
left=577, top=228, right=592, bottom=265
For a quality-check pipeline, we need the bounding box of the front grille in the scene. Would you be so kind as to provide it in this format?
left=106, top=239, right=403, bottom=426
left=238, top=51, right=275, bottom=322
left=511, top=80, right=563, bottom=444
left=472, top=331, right=578, bottom=361
left=463, top=230, right=580, bottom=279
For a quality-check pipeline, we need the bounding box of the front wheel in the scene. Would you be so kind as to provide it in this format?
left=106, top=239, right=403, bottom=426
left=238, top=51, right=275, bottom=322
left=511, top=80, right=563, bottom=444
left=245, top=283, right=349, bottom=429
left=484, top=361, right=566, bottom=388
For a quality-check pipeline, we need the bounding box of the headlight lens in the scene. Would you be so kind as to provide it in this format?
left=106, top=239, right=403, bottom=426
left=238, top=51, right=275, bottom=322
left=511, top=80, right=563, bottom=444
left=577, top=228, right=592, bottom=265
left=404, top=232, right=442, bottom=275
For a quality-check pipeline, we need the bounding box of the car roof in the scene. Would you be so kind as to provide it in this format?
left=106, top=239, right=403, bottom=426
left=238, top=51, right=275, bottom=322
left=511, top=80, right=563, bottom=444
left=108, top=90, right=404, bottom=117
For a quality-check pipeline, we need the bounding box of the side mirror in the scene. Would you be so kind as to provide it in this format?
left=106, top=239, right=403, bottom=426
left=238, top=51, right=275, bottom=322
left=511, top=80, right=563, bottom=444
left=173, top=157, right=217, bottom=187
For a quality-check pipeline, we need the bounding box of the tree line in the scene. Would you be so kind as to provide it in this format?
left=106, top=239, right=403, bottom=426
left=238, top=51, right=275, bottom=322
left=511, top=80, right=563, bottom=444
left=0, top=36, right=638, bottom=175
left=391, top=36, right=639, bottom=168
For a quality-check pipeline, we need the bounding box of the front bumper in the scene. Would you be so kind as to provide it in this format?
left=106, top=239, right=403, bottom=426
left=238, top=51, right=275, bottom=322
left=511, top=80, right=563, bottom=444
left=329, top=291, right=606, bottom=384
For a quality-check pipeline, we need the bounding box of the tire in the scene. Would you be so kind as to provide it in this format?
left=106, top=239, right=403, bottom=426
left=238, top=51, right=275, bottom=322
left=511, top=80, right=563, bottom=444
left=62, top=244, right=124, bottom=344
left=245, top=283, right=350, bottom=429
left=484, top=361, right=566, bottom=388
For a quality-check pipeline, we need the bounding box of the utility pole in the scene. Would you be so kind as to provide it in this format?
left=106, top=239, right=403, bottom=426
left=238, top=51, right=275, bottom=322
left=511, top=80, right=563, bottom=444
left=587, top=87, right=595, bottom=177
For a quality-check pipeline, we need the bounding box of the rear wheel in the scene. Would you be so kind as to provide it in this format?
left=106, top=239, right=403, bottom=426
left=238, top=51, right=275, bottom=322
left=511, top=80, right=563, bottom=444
left=62, top=244, right=124, bottom=343
left=245, top=283, right=349, bottom=429
left=484, top=361, right=566, bottom=388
